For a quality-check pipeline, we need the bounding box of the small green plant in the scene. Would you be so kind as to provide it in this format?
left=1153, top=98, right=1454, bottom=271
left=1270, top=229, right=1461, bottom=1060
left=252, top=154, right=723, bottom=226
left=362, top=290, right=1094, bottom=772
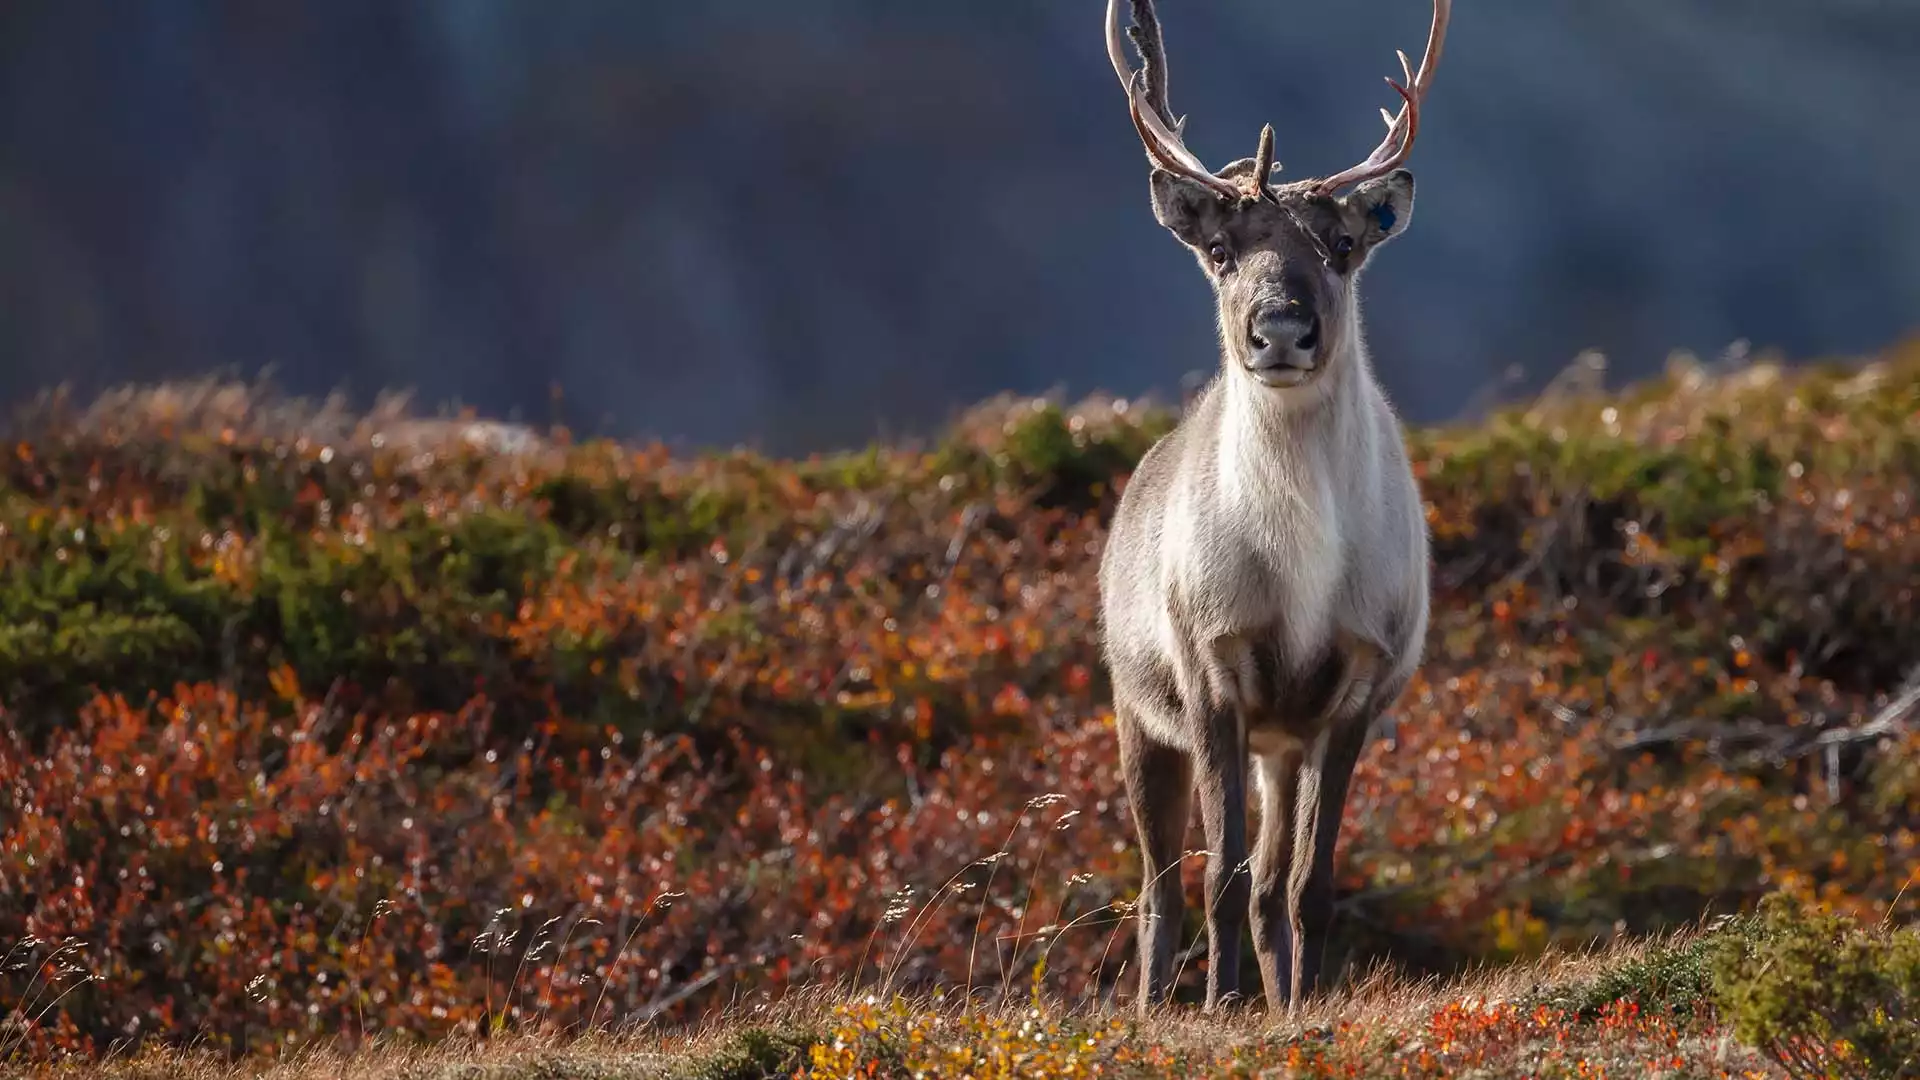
left=1536, top=920, right=1741, bottom=1022
left=1710, top=893, right=1920, bottom=1079
left=690, top=1027, right=815, bottom=1080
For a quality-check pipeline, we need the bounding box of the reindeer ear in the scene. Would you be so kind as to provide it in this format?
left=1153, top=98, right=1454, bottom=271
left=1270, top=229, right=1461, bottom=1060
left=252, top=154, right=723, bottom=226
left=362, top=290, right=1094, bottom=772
left=1340, top=169, right=1415, bottom=253
left=1149, top=169, right=1228, bottom=249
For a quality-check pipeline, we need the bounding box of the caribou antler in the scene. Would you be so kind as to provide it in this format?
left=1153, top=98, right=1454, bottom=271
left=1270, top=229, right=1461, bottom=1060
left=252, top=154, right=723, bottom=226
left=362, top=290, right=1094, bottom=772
left=1312, top=0, right=1451, bottom=195
left=1107, top=0, right=1448, bottom=202
left=1105, top=0, right=1244, bottom=201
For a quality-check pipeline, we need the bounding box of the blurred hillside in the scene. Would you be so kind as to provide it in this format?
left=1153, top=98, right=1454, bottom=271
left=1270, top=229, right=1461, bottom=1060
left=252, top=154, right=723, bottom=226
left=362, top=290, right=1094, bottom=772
left=2, top=2, right=1917, bottom=453
left=2, top=337, right=1917, bottom=1056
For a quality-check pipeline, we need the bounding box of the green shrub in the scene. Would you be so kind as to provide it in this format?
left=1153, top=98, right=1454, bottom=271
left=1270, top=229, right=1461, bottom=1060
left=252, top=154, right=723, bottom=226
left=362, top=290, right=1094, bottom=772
left=666, top=1026, right=815, bottom=1080
left=534, top=471, right=746, bottom=560
left=982, top=398, right=1172, bottom=509
left=1711, top=893, right=1920, bottom=1079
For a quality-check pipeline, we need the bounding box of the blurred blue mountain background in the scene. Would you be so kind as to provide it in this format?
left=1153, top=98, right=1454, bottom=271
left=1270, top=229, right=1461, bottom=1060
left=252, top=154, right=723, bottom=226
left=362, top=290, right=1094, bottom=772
left=2, top=2, right=1915, bottom=453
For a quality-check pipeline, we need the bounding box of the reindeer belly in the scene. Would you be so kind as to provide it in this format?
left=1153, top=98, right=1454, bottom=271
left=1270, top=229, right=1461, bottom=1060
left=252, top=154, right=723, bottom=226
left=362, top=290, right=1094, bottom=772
left=1209, top=629, right=1347, bottom=748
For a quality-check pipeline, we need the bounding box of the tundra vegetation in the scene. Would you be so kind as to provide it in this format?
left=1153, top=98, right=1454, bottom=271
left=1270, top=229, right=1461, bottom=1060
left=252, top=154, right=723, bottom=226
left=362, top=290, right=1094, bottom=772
left=1, top=335, right=1918, bottom=1078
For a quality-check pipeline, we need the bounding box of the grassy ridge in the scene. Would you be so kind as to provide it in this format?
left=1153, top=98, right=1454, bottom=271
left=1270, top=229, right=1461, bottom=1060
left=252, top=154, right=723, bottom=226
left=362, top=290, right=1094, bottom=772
left=1, top=338, right=1918, bottom=1067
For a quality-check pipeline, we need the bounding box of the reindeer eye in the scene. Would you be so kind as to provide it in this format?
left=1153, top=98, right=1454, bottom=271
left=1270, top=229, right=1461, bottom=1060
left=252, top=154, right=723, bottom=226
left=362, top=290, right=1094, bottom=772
left=1207, top=242, right=1230, bottom=267
left=1332, top=235, right=1355, bottom=257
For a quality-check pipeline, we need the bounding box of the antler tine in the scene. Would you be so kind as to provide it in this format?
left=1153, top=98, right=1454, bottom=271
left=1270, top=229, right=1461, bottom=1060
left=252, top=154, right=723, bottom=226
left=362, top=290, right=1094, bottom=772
left=1314, top=81, right=1418, bottom=196
left=1106, top=0, right=1241, bottom=201
left=1314, top=0, right=1451, bottom=196
left=1128, top=80, right=1243, bottom=200
left=1249, top=124, right=1276, bottom=201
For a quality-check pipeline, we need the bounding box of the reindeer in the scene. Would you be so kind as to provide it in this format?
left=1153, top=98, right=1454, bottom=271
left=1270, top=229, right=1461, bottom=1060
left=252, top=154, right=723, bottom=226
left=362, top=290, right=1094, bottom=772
left=1096, top=0, right=1447, bottom=1015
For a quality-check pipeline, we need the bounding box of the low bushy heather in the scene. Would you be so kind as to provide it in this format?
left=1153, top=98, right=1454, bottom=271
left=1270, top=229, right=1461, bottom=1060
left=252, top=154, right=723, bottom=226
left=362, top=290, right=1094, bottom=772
left=1, top=337, right=1917, bottom=1066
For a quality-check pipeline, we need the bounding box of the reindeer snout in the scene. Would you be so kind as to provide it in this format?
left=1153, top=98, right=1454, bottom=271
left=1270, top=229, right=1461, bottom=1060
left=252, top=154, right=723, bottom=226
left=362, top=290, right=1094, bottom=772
left=1246, top=301, right=1321, bottom=386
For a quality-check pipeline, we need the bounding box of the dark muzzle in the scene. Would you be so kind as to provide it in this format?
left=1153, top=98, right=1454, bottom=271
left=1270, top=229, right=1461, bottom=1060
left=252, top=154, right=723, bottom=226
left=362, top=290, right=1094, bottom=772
left=1246, top=300, right=1320, bottom=385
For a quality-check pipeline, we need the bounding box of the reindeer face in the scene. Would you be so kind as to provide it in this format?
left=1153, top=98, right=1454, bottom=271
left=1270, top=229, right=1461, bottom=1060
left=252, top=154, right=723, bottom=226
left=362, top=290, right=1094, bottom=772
left=1103, top=0, right=1446, bottom=390
left=1150, top=170, right=1415, bottom=388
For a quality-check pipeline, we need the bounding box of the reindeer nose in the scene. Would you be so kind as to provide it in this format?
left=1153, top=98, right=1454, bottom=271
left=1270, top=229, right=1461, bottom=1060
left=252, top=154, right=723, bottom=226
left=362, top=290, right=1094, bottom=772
left=1246, top=301, right=1321, bottom=383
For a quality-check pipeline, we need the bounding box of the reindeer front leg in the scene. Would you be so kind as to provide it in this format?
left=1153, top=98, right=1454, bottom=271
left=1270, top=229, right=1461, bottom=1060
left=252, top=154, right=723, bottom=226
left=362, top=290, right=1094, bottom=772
left=1193, top=698, right=1251, bottom=1011
left=1285, top=718, right=1370, bottom=1008
left=1249, top=743, right=1303, bottom=1013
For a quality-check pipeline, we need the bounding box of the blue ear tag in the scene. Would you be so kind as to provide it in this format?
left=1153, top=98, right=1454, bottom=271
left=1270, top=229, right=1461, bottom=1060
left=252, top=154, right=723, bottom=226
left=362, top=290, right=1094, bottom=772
left=1372, top=203, right=1397, bottom=234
